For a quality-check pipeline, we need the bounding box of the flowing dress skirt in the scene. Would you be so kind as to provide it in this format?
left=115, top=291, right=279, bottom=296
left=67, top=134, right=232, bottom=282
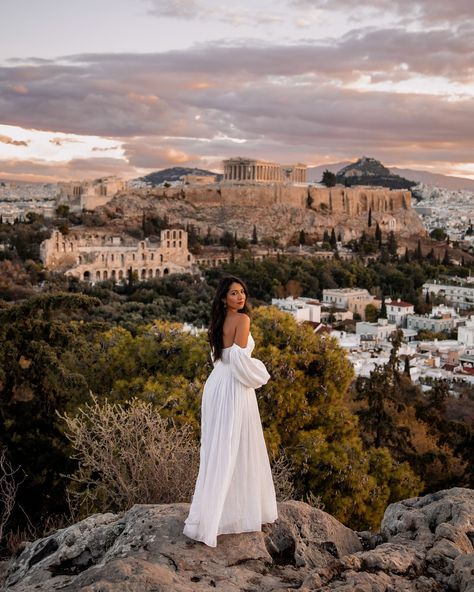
left=183, top=334, right=278, bottom=547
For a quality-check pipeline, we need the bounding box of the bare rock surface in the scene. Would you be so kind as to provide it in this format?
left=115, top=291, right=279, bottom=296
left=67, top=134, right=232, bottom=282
left=4, top=488, right=474, bottom=592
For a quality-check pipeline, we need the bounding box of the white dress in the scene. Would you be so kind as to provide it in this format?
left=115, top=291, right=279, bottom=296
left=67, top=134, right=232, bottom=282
left=183, top=333, right=278, bottom=547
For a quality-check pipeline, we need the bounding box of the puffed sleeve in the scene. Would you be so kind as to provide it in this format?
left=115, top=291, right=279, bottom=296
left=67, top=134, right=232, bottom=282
left=228, top=344, right=270, bottom=389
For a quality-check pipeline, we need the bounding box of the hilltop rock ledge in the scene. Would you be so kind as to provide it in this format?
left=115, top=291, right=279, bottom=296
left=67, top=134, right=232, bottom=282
left=4, top=488, right=474, bottom=591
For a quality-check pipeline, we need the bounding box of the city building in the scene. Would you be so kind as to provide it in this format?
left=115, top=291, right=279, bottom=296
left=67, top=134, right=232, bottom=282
left=458, top=316, right=474, bottom=346
left=406, top=305, right=462, bottom=333
left=271, top=296, right=321, bottom=323
left=223, top=158, right=307, bottom=183
left=40, top=228, right=195, bottom=282
left=386, top=298, right=415, bottom=327
left=355, top=318, right=398, bottom=343
left=423, top=280, right=474, bottom=311
left=0, top=182, right=59, bottom=221
left=322, top=288, right=380, bottom=320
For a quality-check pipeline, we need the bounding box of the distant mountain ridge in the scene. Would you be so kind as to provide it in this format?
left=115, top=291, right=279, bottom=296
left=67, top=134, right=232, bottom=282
left=307, top=159, right=474, bottom=191
left=139, top=167, right=222, bottom=185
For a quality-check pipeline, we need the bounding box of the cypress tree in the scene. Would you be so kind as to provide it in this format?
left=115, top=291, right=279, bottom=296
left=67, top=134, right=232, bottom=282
left=251, top=224, right=258, bottom=244
left=379, top=294, right=387, bottom=319
left=375, top=222, right=382, bottom=246
left=416, top=239, right=423, bottom=261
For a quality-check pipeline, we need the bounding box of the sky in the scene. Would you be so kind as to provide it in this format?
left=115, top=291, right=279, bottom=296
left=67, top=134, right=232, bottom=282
left=0, top=0, right=473, bottom=182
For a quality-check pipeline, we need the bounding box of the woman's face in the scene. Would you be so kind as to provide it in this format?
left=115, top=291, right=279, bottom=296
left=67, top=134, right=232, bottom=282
left=224, top=282, right=246, bottom=312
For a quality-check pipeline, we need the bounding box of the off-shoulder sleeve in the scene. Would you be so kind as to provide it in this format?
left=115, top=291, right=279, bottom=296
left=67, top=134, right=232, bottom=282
left=228, top=344, right=270, bottom=389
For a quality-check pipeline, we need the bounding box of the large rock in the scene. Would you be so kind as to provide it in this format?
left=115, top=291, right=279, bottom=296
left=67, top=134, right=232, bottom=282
left=4, top=489, right=474, bottom=592
left=4, top=501, right=360, bottom=592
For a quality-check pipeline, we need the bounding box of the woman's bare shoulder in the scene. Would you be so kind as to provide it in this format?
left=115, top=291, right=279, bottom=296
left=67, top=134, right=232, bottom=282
left=236, top=313, right=250, bottom=326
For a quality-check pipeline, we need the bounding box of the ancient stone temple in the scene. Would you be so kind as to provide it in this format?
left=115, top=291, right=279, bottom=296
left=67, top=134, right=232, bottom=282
left=223, top=158, right=307, bottom=183
left=40, top=228, right=195, bottom=282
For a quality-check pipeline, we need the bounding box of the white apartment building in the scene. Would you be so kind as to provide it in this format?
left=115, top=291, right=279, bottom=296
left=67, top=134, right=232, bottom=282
left=355, top=318, right=397, bottom=343
left=322, top=288, right=380, bottom=320
left=271, top=296, right=321, bottom=323
left=458, top=316, right=474, bottom=346
left=423, top=280, right=474, bottom=311
left=406, top=305, right=462, bottom=333
left=386, top=298, right=415, bottom=327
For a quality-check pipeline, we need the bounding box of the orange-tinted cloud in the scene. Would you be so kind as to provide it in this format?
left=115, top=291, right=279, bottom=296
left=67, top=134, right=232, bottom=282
left=0, top=134, right=29, bottom=147
left=0, top=25, right=472, bottom=177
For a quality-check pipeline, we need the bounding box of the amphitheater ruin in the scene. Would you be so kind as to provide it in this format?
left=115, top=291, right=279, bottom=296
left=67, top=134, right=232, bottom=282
left=40, top=228, right=195, bottom=282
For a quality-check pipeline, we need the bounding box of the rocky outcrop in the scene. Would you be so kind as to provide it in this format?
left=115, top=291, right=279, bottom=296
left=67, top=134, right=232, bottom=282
left=4, top=488, right=473, bottom=591
left=107, top=182, right=425, bottom=244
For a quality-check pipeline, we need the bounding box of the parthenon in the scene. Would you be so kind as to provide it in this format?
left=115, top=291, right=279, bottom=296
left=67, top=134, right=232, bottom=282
left=223, top=158, right=307, bottom=183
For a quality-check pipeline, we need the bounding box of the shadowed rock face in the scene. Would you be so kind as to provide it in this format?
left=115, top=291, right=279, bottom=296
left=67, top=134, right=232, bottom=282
left=104, top=181, right=425, bottom=245
left=4, top=489, right=474, bottom=592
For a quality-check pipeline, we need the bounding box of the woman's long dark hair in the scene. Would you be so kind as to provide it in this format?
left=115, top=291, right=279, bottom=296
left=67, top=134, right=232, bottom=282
left=208, top=275, right=250, bottom=361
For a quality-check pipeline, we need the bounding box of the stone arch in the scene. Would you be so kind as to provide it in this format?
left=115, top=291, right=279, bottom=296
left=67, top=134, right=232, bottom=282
left=83, top=271, right=91, bottom=281
left=96, top=270, right=101, bottom=280
left=111, top=270, right=116, bottom=280
left=155, top=269, right=161, bottom=277
left=118, top=270, right=124, bottom=280
left=163, top=267, right=169, bottom=274
left=148, top=269, right=153, bottom=278
left=141, top=269, right=146, bottom=279
left=103, top=270, right=108, bottom=280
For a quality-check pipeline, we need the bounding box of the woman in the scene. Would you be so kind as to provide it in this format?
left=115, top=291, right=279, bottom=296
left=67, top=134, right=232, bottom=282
left=183, top=276, right=278, bottom=547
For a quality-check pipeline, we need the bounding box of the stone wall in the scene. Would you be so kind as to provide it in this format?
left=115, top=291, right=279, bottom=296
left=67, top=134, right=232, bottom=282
left=106, top=182, right=425, bottom=245
left=40, top=228, right=195, bottom=281
left=140, top=182, right=411, bottom=214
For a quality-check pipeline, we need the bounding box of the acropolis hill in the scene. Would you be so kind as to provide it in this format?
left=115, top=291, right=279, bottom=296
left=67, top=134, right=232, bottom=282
left=100, top=181, right=424, bottom=244
left=59, top=158, right=426, bottom=243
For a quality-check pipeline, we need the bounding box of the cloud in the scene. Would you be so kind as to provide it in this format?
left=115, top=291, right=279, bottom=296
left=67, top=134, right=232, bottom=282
left=49, top=137, right=82, bottom=146
left=146, top=0, right=286, bottom=26
left=0, top=157, right=137, bottom=183
left=0, top=134, right=29, bottom=147
left=146, top=0, right=201, bottom=18
left=290, top=0, right=474, bottom=26
left=92, top=145, right=120, bottom=152
left=0, top=29, right=472, bottom=178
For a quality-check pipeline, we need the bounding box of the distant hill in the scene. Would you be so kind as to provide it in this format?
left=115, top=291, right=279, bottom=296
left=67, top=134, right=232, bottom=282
left=139, top=167, right=222, bottom=186
left=308, top=159, right=474, bottom=191
left=390, top=168, right=474, bottom=191
left=335, top=157, right=416, bottom=189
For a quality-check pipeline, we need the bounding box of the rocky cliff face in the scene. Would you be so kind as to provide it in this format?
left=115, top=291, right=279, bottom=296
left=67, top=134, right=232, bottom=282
left=106, top=182, right=425, bottom=244
left=4, top=488, right=473, bottom=591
